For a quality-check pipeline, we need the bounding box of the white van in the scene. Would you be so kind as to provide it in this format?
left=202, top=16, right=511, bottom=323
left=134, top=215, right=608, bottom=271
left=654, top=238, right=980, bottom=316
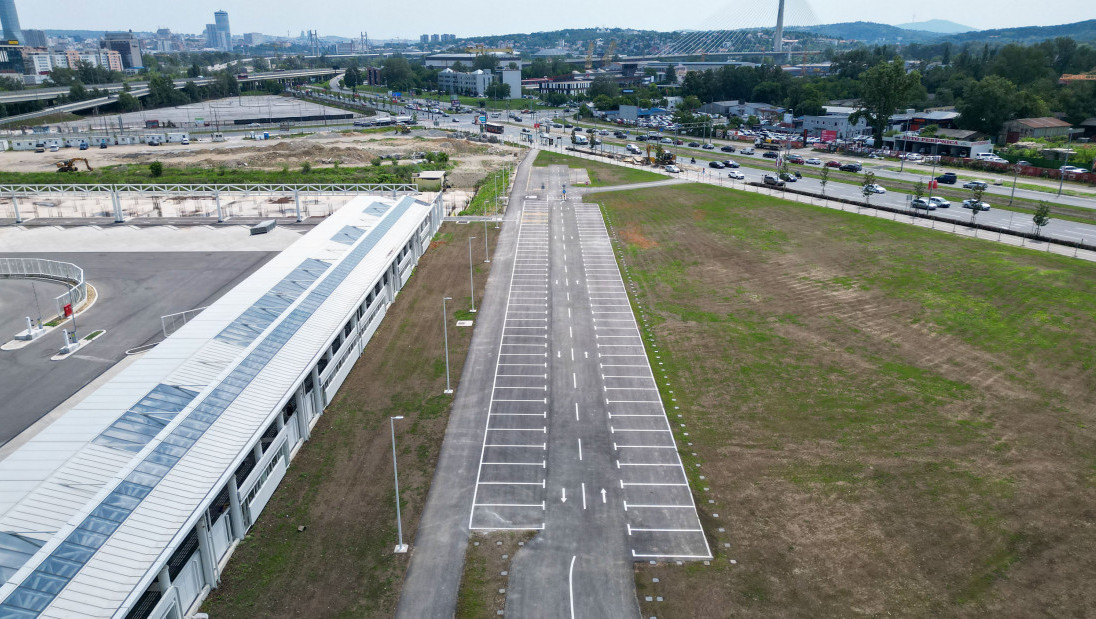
left=974, top=152, right=998, bottom=160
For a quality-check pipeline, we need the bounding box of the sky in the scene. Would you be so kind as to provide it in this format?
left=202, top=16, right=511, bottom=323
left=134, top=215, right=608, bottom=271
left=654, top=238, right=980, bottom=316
left=15, top=0, right=1094, bottom=40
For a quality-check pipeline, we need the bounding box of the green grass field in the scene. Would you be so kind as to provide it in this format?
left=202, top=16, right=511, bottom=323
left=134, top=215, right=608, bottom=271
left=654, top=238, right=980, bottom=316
left=588, top=183, right=1096, bottom=616
left=532, top=150, right=665, bottom=187
left=461, top=168, right=510, bottom=216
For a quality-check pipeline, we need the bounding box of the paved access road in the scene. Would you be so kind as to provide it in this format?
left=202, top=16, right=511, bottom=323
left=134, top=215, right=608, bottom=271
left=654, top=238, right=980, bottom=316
left=468, top=162, right=709, bottom=618
left=0, top=252, right=276, bottom=446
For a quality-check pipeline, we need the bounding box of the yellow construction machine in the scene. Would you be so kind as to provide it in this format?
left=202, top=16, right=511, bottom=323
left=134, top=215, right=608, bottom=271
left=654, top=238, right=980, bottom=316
left=54, top=158, right=93, bottom=173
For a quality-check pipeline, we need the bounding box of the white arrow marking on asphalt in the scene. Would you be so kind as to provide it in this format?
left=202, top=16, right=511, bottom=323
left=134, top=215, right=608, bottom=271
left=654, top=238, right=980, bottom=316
left=561, top=488, right=567, bottom=503
left=601, top=488, right=607, bottom=503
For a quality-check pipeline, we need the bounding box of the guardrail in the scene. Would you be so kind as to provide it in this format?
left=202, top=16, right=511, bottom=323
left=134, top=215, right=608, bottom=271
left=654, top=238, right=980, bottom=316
left=162, top=307, right=207, bottom=338
left=0, top=257, right=87, bottom=318
left=0, top=183, right=419, bottom=196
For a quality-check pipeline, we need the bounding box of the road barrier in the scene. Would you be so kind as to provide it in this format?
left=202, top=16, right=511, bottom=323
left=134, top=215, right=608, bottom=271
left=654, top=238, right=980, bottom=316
left=0, top=257, right=87, bottom=318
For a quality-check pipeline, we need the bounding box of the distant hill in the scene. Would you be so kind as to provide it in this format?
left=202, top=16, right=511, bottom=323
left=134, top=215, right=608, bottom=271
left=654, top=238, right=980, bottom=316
left=798, top=22, right=940, bottom=43
left=896, top=20, right=974, bottom=34
left=943, top=19, right=1096, bottom=44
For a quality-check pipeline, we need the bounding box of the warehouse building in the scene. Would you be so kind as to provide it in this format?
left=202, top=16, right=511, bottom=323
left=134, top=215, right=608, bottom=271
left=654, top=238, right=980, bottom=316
left=0, top=193, right=444, bottom=618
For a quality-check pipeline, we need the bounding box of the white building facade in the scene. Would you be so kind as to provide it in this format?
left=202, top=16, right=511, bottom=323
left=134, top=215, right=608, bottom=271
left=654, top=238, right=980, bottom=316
left=0, top=193, right=445, bottom=618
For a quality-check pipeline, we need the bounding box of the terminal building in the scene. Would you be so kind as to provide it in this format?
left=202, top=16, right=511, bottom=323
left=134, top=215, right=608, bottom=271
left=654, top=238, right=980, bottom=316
left=0, top=193, right=444, bottom=618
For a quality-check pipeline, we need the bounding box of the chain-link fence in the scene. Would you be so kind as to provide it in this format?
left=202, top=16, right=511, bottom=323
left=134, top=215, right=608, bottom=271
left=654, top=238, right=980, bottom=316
left=0, top=258, right=86, bottom=318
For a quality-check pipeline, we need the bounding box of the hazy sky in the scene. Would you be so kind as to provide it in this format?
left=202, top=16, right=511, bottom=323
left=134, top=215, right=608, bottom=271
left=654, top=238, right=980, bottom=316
left=16, top=0, right=1093, bottom=40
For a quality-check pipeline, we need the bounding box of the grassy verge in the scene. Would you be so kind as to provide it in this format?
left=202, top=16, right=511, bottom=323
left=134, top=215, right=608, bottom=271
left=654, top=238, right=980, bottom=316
left=2, top=111, right=82, bottom=129
left=461, top=168, right=510, bottom=216
left=532, top=150, right=665, bottom=187
left=201, top=222, right=499, bottom=618
left=590, top=183, right=1096, bottom=616
left=455, top=531, right=534, bottom=618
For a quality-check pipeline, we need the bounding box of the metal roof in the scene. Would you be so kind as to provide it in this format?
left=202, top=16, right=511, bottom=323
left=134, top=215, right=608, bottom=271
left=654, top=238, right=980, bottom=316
left=0, top=194, right=435, bottom=617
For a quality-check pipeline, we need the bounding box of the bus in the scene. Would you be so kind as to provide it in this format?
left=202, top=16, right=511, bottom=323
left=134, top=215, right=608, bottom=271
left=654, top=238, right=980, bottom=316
left=484, top=122, right=504, bottom=135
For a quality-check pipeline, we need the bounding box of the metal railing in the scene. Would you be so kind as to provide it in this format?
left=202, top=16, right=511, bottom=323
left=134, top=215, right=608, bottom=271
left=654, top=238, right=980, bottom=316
left=161, top=307, right=208, bottom=338
left=0, top=257, right=87, bottom=318
left=0, top=183, right=419, bottom=197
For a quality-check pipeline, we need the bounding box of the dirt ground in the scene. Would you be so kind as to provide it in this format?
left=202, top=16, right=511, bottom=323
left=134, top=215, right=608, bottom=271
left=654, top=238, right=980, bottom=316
left=201, top=222, right=500, bottom=618
left=589, top=184, right=1096, bottom=617
left=0, top=131, right=522, bottom=191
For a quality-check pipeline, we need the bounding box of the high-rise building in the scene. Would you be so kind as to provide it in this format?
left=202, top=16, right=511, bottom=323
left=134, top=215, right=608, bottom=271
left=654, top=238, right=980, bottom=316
left=100, top=31, right=142, bottom=69
left=0, top=0, right=20, bottom=45
left=22, top=28, right=46, bottom=48
left=214, top=10, right=231, bottom=51
left=205, top=24, right=220, bottom=49
left=430, top=34, right=440, bottom=44
left=420, top=34, right=429, bottom=45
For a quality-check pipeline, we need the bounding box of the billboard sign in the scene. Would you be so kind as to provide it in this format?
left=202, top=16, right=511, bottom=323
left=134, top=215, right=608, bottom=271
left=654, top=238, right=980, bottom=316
left=821, top=130, right=837, bottom=142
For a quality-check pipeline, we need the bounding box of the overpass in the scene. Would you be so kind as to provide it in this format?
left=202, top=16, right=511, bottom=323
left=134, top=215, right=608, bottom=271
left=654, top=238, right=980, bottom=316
left=0, top=69, right=339, bottom=126
left=0, top=69, right=338, bottom=106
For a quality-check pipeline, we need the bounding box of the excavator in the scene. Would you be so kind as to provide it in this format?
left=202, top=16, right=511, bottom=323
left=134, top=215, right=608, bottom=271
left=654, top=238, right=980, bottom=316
left=54, top=158, right=93, bottom=173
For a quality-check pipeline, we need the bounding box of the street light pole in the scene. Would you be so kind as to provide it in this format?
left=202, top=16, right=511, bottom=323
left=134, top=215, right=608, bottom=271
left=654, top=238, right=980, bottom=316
left=389, top=416, right=408, bottom=554
left=1009, top=163, right=1020, bottom=206
left=468, top=236, right=477, bottom=313
left=442, top=297, right=453, bottom=394
left=483, top=219, right=491, bottom=262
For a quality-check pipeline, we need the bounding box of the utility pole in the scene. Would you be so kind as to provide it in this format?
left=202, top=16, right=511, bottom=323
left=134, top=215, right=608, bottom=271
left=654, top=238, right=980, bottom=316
left=468, top=236, right=477, bottom=313
left=442, top=297, right=453, bottom=394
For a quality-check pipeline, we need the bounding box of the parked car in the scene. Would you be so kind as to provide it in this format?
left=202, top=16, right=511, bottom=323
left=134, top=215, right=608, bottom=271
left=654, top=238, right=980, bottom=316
left=664, top=164, right=681, bottom=173
left=723, top=160, right=740, bottom=168
left=762, top=174, right=785, bottom=187
left=928, top=197, right=951, bottom=209
left=708, top=161, right=725, bottom=169
left=936, top=172, right=958, bottom=184
left=78, top=142, right=88, bottom=151
left=805, top=157, right=822, bottom=165
left=762, top=151, right=779, bottom=159
left=962, top=199, right=991, bottom=211
left=34, top=143, right=45, bottom=153
left=911, top=198, right=936, bottom=210
left=49, top=145, right=59, bottom=152
left=963, top=180, right=988, bottom=190
left=720, top=145, right=736, bottom=153
left=180, top=138, right=190, bottom=145
left=864, top=183, right=886, bottom=194
left=727, top=170, right=745, bottom=180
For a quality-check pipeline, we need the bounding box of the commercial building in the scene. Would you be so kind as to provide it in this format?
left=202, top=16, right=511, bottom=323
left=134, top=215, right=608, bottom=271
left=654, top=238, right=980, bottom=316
left=1000, top=117, right=1073, bottom=144
left=204, top=24, right=224, bottom=51
left=21, top=29, right=45, bottom=49
left=22, top=49, right=123, bottom=78
left=100, top=31, right=142, bottom=69
left=0, top=45, right=22, bottom=75
left=885, top=129, right=992, bottom=158
left=424, top=52, right=521, bottom=69
left=800, top=106, right=870, bottom=138
left=365, top=66, right=382, bottom=86
left=0, top=0, right=21, bottom=45
left=0, top=193, right=445, bottom=618
left=437, top=68, right=493, bottom=97
left=214, top=10, right=231, bottom=52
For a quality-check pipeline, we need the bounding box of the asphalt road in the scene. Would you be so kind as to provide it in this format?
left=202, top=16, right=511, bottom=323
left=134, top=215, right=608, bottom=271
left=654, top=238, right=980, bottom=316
left=542, top=138, right=1096, bottom=246
left=0, top=252, right=276, bottom=446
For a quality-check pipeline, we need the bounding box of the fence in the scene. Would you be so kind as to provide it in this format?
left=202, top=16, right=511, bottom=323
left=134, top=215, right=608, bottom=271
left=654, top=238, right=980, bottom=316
left=0, top=257, right=87, bottom=318
left=161, top=307, right=208, bottom=338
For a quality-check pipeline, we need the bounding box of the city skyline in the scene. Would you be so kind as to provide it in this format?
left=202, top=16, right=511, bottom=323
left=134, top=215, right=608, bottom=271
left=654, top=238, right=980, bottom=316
left=12, top=0, right=1095, bottom=41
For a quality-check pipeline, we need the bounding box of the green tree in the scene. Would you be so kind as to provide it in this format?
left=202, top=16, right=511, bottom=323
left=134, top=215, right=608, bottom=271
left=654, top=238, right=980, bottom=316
left=968, top=184, right=986, bottom=223
left=68, top=81, right=88, bottom=102
left=381, top=55, right=416, bottom=91
left=588, top=76, right=619, bottom=100
left=485, top=81, right=510, bottom=100
left=957, top=75, right=1017, bottom=137
left=116, top=92, right=140, bottom=112
left=1032, top=201, right=1051, bottom=238
left=861, top=171, right=877, bottom=206
left=849, top=58, right=922, bottom=148
left=149, top=161, right=164, bottom=178
left=472, top=54, right=498, bottom=71
left=819, top=165, right=830, bottom=196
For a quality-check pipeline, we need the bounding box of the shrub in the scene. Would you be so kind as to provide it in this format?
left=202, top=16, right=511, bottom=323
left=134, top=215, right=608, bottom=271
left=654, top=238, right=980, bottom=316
left=301, top=161, right=312, bottom=174
left=149, top=161, right=163, bottom=178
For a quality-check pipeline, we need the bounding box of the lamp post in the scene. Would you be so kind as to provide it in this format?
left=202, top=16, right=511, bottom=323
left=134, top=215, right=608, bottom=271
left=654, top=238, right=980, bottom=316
left=1009, top=163, right=1020, bottom=206
left=1057, top=132, right=1073, bottom=197
left=389, top=416, right=408, bottom=554
left=483, top=219, right=491, bottom=262
left=468, top=236, right=477, bottom=313
left=442, top=297, right=453, bottom=394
